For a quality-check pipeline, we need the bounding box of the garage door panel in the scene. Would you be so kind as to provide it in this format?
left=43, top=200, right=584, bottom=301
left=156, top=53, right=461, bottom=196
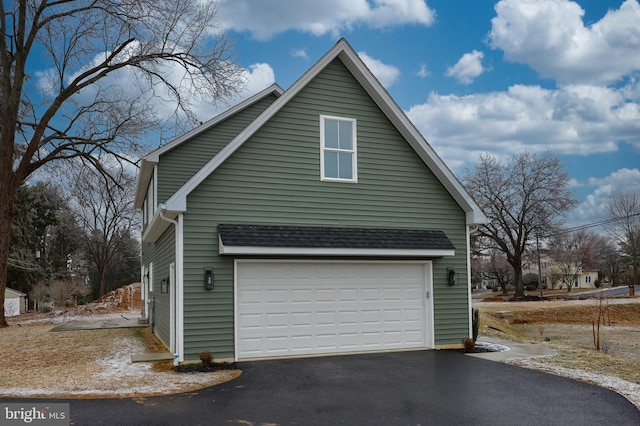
left=237, top=262, right=430, bottom=360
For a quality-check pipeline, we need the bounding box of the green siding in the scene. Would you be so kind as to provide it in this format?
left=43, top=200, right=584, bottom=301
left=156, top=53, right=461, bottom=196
left=142, top=226, right=175, bottom=349
left=180, top=58, right=469, bottom=360
left=156, top=94, right=279, bottom=204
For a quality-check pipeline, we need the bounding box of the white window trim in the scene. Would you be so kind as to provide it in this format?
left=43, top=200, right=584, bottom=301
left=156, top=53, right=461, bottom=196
left=320, top=115, right=357, bottom=182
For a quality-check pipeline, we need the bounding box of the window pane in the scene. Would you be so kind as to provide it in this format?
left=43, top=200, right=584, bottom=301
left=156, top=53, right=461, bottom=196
left=338, top=120, right=353, bottom=150
left=338, top=152, right=353, bottom=179
left=324, top=151, right=338, bottom=178
left=325, top=119, right=339, bottom=149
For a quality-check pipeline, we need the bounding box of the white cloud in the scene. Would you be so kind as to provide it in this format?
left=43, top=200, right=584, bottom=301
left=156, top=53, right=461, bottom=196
left=445, top=50, right=485, bottom=85
left=570, top=168, right=640, bottom=226
left=291, top=48, right=309, bottom=60
left=417, top=63, right=430, bottom=78
left=240, top=63, right=277, bottom=97
left=489, top=0, right=640, bottom=85
left=196, top=62, right=277, bottom=120
left=358, top=51, right=401, bottom=87
left=405, top=82, right=640, bottom=172
left=215, top=0, right=436, bottom=40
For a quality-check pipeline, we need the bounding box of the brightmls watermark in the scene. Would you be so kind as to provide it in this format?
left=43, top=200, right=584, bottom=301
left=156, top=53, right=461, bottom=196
left=1, top=403, right=69, bottom=425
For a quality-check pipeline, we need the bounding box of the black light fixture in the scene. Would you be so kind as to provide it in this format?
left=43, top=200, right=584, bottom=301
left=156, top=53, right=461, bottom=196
left=204, top=267, right=214, bottom=290
left=447, top=268, right=457, bottom=286
left=161, top=278, right=168, bottom=294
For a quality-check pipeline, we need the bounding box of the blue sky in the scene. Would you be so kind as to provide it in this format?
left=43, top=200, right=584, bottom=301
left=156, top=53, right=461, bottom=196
left=25, top=0, right=639, bottom=230
left=205, top=0, right=640, bottom=230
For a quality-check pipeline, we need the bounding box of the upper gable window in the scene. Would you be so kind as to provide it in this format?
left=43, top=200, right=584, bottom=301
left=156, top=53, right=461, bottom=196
left=320, top=115, right=357, bottom=182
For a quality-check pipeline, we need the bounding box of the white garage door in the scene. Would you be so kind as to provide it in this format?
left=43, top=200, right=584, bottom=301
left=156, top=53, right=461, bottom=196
left=236, top=261, right=432, bottom=360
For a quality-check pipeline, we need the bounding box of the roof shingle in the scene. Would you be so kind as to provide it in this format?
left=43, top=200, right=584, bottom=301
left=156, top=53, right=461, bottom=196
left=218, top=224, right=455, bottom=250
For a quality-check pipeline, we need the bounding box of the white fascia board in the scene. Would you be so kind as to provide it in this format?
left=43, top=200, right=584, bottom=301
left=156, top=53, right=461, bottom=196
left=219, top=239, right=455, bottom=258
left=134, top=158, right=157, bottom=209
left=466, top=210, right=488, bottom=227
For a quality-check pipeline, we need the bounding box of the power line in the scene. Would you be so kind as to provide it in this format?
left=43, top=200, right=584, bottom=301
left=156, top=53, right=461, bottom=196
left=558, top=212, right=640, bottom=235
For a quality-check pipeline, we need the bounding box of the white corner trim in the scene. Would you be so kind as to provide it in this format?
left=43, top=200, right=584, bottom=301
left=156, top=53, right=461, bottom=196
left=176, top=214, right=185, bottom=363
left=466, top=225, right=473, bottom=339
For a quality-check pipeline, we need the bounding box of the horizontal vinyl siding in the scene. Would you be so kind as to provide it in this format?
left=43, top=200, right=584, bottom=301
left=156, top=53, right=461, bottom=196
left=181, top=59, right=469, bottom=359
left=144, top=226, right=175, bottom=349
left=157, top=95, right=278, bottom=204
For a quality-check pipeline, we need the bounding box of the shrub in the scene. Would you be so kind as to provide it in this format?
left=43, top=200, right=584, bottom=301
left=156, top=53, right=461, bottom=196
left=462, top=338, right=476, bottom=352
left=198, top=351, right=214, bottom=366
left=523, top=273, right=539, bottom=288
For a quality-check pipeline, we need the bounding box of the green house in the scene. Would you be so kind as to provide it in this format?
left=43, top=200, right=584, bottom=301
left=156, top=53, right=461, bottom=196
left=134, top=39, right=486, bottom=363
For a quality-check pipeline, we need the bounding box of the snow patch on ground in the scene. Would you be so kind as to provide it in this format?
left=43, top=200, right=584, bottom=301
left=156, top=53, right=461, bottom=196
left=475, top=341, right=510, bottom=352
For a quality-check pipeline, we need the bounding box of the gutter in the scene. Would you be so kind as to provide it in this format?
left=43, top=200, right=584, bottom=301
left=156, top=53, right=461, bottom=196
left=158, top=203, right=178, bottom=226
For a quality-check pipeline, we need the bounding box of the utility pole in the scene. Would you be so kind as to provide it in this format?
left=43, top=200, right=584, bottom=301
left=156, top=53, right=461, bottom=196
left=536, top=235, right=544, bottom=298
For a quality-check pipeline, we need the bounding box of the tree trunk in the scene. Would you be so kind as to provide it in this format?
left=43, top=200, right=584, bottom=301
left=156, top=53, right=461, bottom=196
left=513, top=263, right=525, bottom=298
left=98, top=265, right=107, bottom=299
left=0, top=187, right=17, bottom=327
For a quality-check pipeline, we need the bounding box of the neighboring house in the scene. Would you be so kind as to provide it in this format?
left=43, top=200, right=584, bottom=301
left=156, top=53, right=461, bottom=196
left=134, top=39, right=486, bottom=363
left=523, top=257, right=600, bottom=289
left=4, top=288, right=27, bottom=317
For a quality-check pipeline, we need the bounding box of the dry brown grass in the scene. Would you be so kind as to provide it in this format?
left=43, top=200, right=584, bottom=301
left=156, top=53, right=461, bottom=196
left=476, top=297, right=640, bottom=386
left=0, top=284, right=240, bottom=399
left=0, top=321, right=240, bottom=398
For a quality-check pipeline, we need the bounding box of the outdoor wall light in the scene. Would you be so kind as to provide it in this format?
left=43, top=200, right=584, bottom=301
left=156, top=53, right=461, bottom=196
left=204, top=267, right=214, bottom=290
left=447, top=268, right=457, bottom=286
left=160, top=278, right=168, bottom=294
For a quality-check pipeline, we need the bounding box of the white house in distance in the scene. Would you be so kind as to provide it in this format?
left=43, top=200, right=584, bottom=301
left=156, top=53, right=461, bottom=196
left=524, top=257, right=600, bottom=290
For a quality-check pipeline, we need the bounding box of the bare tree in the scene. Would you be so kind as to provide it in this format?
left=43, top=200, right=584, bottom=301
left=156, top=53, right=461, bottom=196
left=69, top=166, right=137, bottom=298
left=49, top=278, right=91, bottom=307
left=548, top=230, right=597, bottom=292
left=484, top=251, right=514, bottom=294
left=464, top=152, right=577, bottom=297
left=0, top=0, right=243, bottom=326
left=606, top=192, right=640, bottom=294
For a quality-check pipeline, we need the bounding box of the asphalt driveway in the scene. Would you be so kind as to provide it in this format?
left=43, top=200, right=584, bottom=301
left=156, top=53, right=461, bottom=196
left=3, top=350, right=639, bottom=425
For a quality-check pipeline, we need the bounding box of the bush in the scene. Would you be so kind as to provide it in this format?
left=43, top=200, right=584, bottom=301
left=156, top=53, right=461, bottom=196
left=523, top=273, right=539, bottom=288
left=198, top=351, right=214, bottom=366
left=462, top=338, right=476, bottom=352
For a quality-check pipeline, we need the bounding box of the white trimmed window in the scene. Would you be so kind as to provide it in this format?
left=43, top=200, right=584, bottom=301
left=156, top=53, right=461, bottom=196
left=320, top=115, right=357, bottom=182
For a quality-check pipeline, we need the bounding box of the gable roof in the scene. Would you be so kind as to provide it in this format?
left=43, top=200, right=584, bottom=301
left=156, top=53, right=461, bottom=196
left=141, top=39, right=486, bottom=242
left=5, top=288, right=27, bottom=297
left=134, top=84, right=284, bottom=209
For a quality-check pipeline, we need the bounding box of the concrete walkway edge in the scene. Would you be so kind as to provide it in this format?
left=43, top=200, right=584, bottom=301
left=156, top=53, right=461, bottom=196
left=468, top=337, right=553, bottom=361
